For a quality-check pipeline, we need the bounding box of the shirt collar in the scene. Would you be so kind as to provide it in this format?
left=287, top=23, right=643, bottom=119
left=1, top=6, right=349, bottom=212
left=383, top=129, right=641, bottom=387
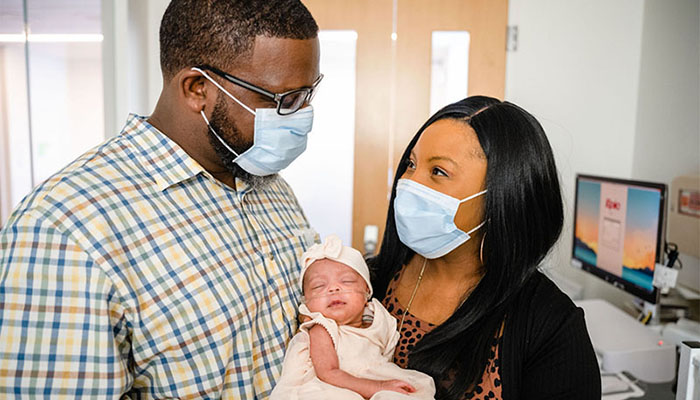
left=122, top=114, right=206, bottom=191
left=234, top=177, right=253, bottom=199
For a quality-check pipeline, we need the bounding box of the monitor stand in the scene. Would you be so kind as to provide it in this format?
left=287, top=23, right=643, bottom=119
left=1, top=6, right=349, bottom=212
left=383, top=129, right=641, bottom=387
left=576, top=298, right=675, bottom=383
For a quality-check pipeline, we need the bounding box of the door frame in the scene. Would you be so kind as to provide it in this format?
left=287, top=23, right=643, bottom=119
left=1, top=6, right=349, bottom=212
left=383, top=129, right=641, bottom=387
left=302, top=0, right=507, bottom=251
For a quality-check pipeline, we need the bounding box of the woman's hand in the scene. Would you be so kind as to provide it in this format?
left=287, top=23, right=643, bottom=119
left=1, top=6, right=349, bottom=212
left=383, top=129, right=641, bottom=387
left=379, top=379, right=417, bottom=395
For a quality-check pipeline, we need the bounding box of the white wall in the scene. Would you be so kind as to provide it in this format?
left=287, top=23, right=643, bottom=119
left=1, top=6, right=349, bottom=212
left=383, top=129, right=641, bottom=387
left=0, top=47, right=9, bottom=225
left=102, top=0, right=168, bottom=137
left=633, top=0, right=700, bottom=184
left=1, top=45, right=32, bottom=209
left=28, top=43, right=104, bottom=184
left=506, top=0, right=700, bottom=309
left=102, top=0, right=128, bottom=138
left=634, top=0, right=700, bottom=292
left=146, top=1, right=169, bottom=111
left=127, top=0, right=149, bottom=117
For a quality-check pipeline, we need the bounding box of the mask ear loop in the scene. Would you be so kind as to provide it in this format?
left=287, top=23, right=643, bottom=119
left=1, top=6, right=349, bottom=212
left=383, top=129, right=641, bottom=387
left=479, top=231, right=487, bottom=265
left=459, top=189, right=488, bottom=203
left=191, top=67, right=256, bottom=115
left=199, top=110, right=241, bottom=158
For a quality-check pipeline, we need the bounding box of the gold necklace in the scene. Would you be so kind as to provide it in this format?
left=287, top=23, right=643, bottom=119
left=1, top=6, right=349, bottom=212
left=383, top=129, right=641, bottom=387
left=398, top=257, right=428, bottom=332
left=397, top=257, right=483, bottom=332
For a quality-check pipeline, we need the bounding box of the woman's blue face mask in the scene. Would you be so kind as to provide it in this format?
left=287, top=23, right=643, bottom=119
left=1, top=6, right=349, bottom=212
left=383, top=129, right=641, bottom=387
left=394, top=179, right=486, bottom=259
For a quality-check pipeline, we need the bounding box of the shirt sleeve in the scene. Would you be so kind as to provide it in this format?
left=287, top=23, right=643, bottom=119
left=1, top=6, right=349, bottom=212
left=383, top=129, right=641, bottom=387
left=520, top=307, right=601, bottom=400
left=0, top=211, right=131, bottom=397
left=298, top=305, right=340, bottom=350
left=369, top=299, right=400, bottom=360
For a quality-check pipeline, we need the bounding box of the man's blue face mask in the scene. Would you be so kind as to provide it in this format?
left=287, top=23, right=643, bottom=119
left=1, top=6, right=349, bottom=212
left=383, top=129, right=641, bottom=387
left=394, top=179, right=487, bottom=259
left=192, top=67, right=314, bottom=177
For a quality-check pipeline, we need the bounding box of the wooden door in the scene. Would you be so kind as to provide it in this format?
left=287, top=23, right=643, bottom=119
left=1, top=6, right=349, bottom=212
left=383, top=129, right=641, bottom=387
left=302, top=0, right=508, bottom=251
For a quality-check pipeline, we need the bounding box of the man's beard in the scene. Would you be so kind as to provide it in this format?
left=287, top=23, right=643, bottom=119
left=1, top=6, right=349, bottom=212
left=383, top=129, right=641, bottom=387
left=207, top=97, right=276, bottom=191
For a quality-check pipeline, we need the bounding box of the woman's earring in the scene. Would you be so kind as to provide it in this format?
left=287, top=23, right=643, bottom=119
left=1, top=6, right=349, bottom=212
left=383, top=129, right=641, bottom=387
left=479, top=232, right=487, bottom=265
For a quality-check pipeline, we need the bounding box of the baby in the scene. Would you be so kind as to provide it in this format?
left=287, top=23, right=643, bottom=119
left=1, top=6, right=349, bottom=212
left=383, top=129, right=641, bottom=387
left=271, top=235, right=435, bottom=400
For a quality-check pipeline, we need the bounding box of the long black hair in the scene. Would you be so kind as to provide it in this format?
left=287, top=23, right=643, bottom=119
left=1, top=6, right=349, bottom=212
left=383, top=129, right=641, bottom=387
left=369, top=96, right=564, bottom=399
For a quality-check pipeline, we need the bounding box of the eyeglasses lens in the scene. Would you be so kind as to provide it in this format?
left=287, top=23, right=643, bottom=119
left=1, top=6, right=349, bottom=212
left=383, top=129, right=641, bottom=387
left=278, top=91, right=308, bottom=115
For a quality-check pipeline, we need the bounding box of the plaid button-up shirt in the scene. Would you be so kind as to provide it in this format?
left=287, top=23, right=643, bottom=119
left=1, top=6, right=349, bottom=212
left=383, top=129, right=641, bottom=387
left=0, top=114, right=314, bottom=399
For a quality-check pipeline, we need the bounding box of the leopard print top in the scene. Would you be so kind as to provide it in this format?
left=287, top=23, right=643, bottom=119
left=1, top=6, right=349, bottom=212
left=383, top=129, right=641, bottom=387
left=382, top=271, right=503, bottom=400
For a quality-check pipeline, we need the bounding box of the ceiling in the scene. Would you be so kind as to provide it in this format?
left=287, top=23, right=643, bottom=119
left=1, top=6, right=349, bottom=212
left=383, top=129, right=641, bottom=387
left=0, top=0, right=101, bottom=35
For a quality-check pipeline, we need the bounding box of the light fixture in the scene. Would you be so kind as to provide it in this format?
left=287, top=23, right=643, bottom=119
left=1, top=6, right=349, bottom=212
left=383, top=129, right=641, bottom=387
left=0, top=34, right=104, bottom=43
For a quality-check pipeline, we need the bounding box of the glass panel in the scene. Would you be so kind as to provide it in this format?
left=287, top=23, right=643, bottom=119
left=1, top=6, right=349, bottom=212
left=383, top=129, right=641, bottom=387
left=0, top=0, right=31, bottom=219
left=430, top=31, right=470, bottom=115
left=25, top=0, right=104, bottom=184
left=0, top=1, right=24, bottom=35
left=26, top=0, right=102, bottom=35
left=282, top=30, right=357, bottom=245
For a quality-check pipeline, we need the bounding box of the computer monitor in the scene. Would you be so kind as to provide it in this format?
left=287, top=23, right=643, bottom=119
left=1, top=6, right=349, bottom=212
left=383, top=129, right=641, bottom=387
left=571, top=174, right=667, bottom=304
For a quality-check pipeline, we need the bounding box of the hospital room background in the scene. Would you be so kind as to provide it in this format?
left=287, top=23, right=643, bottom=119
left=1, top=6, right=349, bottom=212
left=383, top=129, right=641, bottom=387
left=0, top=0, right=699, bottom=397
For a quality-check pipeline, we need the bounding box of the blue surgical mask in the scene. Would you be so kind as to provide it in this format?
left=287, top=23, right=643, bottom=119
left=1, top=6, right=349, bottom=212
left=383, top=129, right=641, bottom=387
left=193, top=67, right=313, bottom=176
left=394, top=179, right=487, bottom=259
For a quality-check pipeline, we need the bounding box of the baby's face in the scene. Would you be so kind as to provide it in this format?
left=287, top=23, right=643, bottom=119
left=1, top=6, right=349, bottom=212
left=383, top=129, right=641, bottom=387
left=303, top=259, right=369, bottom=327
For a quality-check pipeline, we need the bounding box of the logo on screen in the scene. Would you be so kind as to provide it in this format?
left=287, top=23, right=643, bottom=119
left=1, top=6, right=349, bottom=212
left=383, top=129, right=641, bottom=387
left=605, top=199, right=621, bottom=210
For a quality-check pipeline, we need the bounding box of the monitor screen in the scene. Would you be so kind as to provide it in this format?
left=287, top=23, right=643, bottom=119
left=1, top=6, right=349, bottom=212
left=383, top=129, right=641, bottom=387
left=571, top=174, right=667, bottom=304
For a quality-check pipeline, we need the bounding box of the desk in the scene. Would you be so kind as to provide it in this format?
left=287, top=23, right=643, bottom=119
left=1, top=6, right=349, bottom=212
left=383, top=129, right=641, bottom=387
left=602, top=372, right=676, bottom=400
left=578, top=299, right=676, bottom=383
left=608, top=372, right=675, bottom=399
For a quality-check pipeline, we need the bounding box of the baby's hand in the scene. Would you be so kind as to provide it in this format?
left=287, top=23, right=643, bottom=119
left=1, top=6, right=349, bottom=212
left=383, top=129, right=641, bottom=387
left=379, top=379, right=416, bottom=394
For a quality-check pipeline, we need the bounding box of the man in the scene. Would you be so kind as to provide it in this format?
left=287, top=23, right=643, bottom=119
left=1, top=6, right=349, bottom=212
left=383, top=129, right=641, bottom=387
left=0, top=1, right=321, bottom=398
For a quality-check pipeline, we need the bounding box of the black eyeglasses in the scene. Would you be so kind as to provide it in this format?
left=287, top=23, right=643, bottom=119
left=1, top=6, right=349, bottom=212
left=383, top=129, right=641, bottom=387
left=198, top=65, right=323, bottom=116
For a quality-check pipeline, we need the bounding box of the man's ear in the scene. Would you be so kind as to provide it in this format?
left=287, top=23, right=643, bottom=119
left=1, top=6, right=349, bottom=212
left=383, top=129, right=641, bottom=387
left=178, top=68, right=212, bottom=114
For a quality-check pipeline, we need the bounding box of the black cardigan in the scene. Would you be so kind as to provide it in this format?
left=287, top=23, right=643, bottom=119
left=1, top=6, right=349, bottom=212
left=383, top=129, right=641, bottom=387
left=498, top=271, right=601, bottom=399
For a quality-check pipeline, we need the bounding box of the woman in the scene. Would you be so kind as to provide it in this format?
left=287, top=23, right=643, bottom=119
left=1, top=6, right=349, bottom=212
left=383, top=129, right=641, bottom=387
left=369, top=96, right=600, bottom=399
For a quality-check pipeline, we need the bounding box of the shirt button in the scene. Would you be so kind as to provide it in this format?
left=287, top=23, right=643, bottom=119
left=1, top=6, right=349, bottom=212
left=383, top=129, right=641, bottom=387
left=268, top=252, right=274, bottom=260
